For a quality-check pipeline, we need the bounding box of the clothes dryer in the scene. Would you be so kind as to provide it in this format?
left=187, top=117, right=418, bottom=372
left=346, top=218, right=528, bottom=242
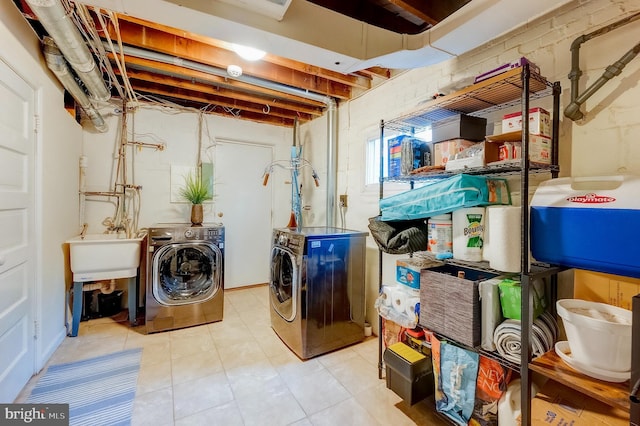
left=270, top=227, right=367, bottom=359
left=146, top=223, right=224, bottom=333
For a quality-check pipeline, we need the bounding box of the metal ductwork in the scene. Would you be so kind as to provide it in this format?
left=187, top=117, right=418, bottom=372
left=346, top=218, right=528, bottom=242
left=107, top=42, right=339, bottom=226
left=26, top=0, right=111, bottom=102
left=43, top=37, right=108, bottom=133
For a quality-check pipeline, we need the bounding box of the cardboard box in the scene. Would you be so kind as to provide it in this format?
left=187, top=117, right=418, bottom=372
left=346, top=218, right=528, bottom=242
left=531, top=381, right=629, bottom=425
left=445, top=141, right=501, bottom=171
left=485, top=132, right=551, bottom=165
left=432, top=139, right=478, bottom=166
left=388, top=135, right=430, bottom=177
left=432, top=114, right=487, bottom=143
left=502, top=107, right=551, bottom=137
left=574, top=269, right=640, bottom=310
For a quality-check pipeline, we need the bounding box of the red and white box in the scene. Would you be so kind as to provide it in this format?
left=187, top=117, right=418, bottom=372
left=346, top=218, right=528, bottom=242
left=502, top=107, right=550, bottom=137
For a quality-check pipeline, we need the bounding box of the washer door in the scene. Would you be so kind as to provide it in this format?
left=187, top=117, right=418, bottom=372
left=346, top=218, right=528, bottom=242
left=152, top=242, right=221, bottom=306
left=269, top=246, right=297, bottom=322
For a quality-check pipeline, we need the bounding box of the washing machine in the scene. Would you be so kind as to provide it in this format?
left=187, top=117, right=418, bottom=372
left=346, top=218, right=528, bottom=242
left=145, top=223, right=224, bottom=333
left=269, top=227, right=367, bottom=359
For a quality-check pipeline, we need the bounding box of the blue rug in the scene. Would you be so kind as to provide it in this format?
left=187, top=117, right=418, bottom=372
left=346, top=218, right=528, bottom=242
left=27, top=348, right=142, bottom=426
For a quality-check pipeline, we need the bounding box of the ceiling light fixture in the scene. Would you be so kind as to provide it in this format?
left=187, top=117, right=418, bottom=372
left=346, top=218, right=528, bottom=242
left=231, top=43, right=266, bottom=61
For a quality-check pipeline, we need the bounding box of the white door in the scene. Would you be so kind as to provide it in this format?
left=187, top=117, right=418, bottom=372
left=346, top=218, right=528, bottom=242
left=214, top=141, right=272, bottom=289
left=0, top=60, right=36, bottom=402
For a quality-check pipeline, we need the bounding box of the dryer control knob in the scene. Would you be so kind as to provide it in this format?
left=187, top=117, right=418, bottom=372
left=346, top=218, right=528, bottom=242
left=184, top=229, right=194, bottom=238
left=278, top=234, right=287, bottom=245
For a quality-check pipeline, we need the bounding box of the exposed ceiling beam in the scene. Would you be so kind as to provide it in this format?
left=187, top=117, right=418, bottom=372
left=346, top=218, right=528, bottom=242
left=105, top=16, right=357, bottom=101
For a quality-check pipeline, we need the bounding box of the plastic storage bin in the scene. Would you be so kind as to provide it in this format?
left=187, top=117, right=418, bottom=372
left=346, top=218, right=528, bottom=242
left=531, top=175, right=640, bottom=278
left=383, top=342, right=434, bottom=405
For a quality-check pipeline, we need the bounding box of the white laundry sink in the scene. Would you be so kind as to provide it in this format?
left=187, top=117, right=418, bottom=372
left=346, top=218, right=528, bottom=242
left=67, top=233, right=145, bottom=282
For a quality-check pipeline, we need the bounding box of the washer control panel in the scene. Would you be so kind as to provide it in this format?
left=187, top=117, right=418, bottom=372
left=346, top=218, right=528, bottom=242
left=149, top=224, right=224, bottom=244
left=273, top=230, right=304, bottom=255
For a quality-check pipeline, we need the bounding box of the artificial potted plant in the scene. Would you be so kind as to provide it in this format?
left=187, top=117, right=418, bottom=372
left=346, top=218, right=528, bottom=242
left=179, top=170, right=212, bottom=226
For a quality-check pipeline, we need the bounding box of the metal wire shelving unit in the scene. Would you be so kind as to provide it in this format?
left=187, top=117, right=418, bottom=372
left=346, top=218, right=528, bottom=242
left=376, top=64, right=562, bottom=425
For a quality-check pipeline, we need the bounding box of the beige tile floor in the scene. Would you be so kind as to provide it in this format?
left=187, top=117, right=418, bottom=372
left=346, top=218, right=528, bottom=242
left=16, top=285, right=447, bottom=426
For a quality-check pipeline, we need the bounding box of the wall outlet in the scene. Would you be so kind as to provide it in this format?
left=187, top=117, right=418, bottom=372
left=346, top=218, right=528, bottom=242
left=339, top=194, right=348, bottom=207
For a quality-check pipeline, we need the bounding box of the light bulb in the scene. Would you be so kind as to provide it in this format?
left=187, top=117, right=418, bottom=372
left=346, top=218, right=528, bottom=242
left=231, top=43, right=266, bottom=61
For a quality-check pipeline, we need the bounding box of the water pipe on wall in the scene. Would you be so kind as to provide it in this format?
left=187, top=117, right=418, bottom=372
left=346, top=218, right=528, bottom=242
left=105, top=42, right=339, bottom=227
left=565, top=11, right=640, bottom=121
left=80, top=103, right=143, bottom=237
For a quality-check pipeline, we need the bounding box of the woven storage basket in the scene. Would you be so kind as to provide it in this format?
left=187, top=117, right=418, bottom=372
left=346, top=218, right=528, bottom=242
left=419, top=265, right=498, bottom=347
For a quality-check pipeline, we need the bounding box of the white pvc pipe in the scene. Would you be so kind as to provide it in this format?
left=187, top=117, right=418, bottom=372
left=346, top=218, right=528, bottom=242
left=79, top=155, right=87, bottom=229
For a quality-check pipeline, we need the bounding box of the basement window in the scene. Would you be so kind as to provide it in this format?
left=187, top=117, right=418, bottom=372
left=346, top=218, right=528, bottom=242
left=365, top=127, right=432, bottom=186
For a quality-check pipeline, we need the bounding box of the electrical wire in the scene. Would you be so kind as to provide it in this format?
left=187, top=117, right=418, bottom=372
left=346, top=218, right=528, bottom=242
left=98, top=9, right=137, bottom=103
left=74, top=4, right=125, bottom=100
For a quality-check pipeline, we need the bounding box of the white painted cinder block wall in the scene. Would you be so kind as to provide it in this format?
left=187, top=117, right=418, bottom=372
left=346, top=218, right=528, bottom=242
left=81, top=107, right=293, bottom=232
left=302, top=0, right=640, bottom=332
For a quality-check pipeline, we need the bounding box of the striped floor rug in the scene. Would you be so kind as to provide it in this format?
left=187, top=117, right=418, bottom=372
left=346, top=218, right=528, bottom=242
left=27, top=348, right=142, bottom=426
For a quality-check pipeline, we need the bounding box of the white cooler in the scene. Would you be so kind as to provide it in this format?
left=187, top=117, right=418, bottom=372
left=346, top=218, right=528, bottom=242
left=531, top=175, right=640, bottom=278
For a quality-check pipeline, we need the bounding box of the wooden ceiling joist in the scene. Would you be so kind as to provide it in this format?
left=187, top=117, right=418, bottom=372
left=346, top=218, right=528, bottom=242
left=106, top=18, right=354, bottom=100
left=110, top=54, right=328, bottom=110
left=121, top=69, right=316, bottom=122
left=112, top=14, right=373, bottom=91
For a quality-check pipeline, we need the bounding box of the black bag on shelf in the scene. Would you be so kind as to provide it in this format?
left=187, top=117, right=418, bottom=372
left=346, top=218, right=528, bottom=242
left=368, top=216, right=427, bottom=254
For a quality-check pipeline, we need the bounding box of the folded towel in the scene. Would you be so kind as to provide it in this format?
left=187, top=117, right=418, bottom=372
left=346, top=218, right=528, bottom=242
left=493, top=312, right=557, bottom=364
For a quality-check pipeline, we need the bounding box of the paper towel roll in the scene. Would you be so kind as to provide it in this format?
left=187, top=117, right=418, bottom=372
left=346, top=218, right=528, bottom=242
left=452, top=207, right=485, bottom=262
left=482, top=206, right=498, bottom=262
left=391, top=288, right=408, bottom=313
left=488, top=206, right=521, bottom=273
left=405, top=297, right=420, bottom=318
left=479, top=278, right=503, bottom=351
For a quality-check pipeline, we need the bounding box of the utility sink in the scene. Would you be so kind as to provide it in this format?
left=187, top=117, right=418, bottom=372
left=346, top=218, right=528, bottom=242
left=67, top=233, right=145, bottom=282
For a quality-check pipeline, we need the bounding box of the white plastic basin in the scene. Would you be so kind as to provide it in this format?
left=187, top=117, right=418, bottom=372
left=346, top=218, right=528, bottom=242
left=556, top=298, right=632, bottom=373
left=67, top=233, right=145, bottom=282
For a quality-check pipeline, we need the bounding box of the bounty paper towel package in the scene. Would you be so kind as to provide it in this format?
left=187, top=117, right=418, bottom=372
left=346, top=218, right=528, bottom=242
left=452, top=207, right=486, bottom=262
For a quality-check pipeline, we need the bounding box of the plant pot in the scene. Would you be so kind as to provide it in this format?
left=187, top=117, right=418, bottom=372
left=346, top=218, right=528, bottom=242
left=191, top=204, right=203, bottom=226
